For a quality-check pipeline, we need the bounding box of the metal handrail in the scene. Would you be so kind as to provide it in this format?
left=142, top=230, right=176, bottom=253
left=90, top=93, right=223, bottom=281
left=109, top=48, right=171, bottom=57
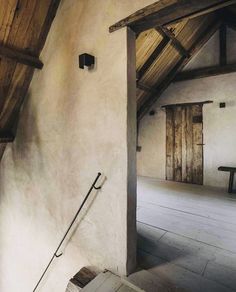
left=33, top=172, right=103, bottom=292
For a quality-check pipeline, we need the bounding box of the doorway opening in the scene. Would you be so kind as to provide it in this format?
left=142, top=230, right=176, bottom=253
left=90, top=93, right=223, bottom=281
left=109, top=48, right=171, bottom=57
left=111, top=1, right=236, bottom=290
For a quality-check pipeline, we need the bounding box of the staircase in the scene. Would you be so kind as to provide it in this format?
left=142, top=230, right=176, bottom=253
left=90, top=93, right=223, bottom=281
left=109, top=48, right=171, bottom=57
left=66, top=270, right=145, bottom=292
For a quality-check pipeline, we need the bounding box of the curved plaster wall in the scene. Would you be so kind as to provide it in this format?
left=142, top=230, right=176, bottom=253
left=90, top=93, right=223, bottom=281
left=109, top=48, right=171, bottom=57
left=0, top=1, right=155, bottom=291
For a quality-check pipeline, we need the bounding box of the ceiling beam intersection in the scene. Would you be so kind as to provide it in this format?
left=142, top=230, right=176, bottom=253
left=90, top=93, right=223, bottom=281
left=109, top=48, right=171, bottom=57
left=156, top=26, right=190, bottom=58
left=137, top=20, right=221, bottom=121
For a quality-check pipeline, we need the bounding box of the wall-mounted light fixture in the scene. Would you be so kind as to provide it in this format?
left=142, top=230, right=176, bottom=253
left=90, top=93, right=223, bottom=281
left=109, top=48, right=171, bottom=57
left=219, top=102, right=226, bottom=108
left=149, top=110, right=156, bottom=116
left=79, top=53, right=95, bottom=69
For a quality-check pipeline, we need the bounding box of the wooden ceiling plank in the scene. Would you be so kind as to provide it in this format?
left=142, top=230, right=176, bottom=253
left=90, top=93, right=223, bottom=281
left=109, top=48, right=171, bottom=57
left=0, top=45, right=43, bottom=69
left=137, top=19, right=221, bottom=121
left=6, top=0, right=39, bottom=51
left=173, top=63, right=236, bottom=82
left=137, top=35, right=169, bottom=81
left=0, top=0, right=18, bottom=44
left=156, top=26, right=190, bottom=57
left=109, top=0, right=236, bottom=33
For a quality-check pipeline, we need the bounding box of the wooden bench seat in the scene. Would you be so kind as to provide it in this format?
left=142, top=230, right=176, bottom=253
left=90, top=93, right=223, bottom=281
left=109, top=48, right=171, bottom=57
left=218, top=166, right=236, bottom=193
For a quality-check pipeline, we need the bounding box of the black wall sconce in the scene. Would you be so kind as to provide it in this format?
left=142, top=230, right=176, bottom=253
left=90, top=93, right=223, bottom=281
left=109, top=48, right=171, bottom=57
left=149, top=110, right=156, bottom=116
left=219, top=102, right=226, bottom=108
left=79, top=53, right=95, bottom=69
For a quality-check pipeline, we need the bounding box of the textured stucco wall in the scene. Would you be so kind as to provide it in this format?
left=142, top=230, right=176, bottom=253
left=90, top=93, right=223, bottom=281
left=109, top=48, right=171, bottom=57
left=137, top=30, right=236, bottom=190
left=0, top=1, right=155, bottom=291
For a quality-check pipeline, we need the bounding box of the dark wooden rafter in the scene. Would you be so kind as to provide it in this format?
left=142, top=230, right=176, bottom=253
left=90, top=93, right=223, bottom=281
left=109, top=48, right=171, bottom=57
left=219, top=23, right=227, bottom=65
left=0, top=45, right=43, bottom=69
left=137, top=35, right=169, bottom=80
left=156, top=27, right=190, bottom=57
left=173, top=63, right=236, bottom=82
left=109, top=0, right=236, bottom=33
left=137, top=20, right=221, bottom=121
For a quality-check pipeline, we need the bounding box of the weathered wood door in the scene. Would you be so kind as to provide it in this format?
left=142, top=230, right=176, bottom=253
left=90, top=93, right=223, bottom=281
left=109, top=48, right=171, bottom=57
left=166, top=104, right=203, bottom=185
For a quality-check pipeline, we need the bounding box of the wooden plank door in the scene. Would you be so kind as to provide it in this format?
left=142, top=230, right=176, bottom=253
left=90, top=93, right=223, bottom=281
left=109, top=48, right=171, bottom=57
left=166, top=104, right=203, bottom=185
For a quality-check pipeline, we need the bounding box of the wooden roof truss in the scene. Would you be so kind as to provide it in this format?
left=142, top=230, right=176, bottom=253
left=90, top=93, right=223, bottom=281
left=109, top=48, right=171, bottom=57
left=110, top=0, right=236, bottom=121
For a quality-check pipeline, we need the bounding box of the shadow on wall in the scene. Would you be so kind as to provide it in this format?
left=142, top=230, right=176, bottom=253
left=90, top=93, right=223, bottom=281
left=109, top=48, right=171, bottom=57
left=12, top=90, right=43, bottom=164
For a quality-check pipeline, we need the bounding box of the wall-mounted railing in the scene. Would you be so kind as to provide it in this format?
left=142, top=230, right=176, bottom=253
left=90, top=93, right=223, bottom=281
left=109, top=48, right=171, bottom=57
left=33, top=172, right=103, bottom=292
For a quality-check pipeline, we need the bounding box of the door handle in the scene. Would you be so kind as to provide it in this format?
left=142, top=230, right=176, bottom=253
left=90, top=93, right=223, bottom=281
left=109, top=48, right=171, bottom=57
left=196, top=143, right=205, bottom=146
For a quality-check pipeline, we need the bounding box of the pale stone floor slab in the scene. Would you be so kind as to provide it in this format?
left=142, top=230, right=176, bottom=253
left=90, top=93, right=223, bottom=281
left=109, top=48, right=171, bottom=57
left=136, top=176, right=236, bottom=292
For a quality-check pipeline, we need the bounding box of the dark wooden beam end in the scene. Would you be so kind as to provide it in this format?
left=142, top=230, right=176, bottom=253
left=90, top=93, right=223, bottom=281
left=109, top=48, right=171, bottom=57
left=0, top=130, right=15, bottom=143
left=0, top=45, right=43, bottom=69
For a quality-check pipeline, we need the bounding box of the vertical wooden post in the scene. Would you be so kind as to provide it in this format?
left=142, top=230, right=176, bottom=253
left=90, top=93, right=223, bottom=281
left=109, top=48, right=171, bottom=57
left=219, top=24, right=227, bottom=66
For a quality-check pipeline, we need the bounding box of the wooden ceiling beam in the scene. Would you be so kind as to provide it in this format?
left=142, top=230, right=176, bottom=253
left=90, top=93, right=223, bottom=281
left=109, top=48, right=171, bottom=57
left=0, top=45, right=43, bottom=69
left=173, top=63, right=236, bottom=82
left=137, top=35, right=169, bottom=81
left=109, top=0, right=236, bottom=33
left=137, top=20, right=221, bottom=121
left=156, top=26, right=189, bottom=57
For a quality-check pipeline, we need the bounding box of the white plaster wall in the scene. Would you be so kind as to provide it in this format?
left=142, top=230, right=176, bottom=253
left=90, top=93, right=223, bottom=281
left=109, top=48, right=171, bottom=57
left=0, top=1, right=156, bottom=292
left=137, top=30, right=236, bottom=190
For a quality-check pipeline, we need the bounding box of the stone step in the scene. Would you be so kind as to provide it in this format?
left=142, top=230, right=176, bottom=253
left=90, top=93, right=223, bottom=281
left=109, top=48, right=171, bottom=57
left=66, top=281, right=82, bottom=292
left=80, top=271, right=144, bottom=292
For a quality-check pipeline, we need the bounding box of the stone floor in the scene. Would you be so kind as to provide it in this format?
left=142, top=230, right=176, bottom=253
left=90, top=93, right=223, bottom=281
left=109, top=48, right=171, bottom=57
left=135, top=176, right=236, bottom=292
